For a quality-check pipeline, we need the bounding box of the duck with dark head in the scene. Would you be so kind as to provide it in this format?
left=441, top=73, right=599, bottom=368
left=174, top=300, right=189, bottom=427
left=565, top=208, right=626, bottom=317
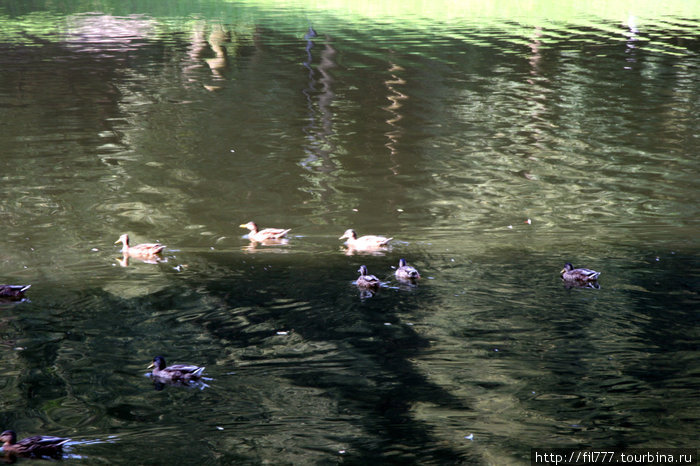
left=395, top=258, right=420, bottom=281
left=0, top=285, right=31, bottom=301
left=560, top=263, right=600, bottom=283
left=0, top=430, right=70, bottom=458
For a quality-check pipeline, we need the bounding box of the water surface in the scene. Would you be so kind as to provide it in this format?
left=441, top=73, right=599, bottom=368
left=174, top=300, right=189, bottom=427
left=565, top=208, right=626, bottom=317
left=0, top=1, right=698, bottom=464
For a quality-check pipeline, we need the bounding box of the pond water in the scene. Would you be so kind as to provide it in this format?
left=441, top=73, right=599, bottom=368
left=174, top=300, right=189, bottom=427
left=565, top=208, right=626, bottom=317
left=0, top=1, right=698, bottom=464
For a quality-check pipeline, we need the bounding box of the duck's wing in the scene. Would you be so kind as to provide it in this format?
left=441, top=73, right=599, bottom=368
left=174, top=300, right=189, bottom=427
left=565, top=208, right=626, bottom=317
left=164, top=364, right=205, bottom=376
left=577, top=268, right=600, bottom=279
left=18, top=435, right=70, bottom=449
left=397, top=266, right=420, bottom=278
left=130, top=243, right=166, bottom=255
left=356, top=235, right=392, bottom=247
left=260, top=228, right=291, bottom=239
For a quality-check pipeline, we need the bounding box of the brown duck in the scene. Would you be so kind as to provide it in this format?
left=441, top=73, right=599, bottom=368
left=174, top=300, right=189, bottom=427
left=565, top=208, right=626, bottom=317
left=395, top=259, right=420, bottom=281
left=148, top=356, right=205, bottom=382
left=239, top=222, right=291, bottom=242
left=355, top=265, right=381, bottom=289
left=339, top=229, right=392, bottom=250
left=115, top=234, right=165, bottom=258
left=560, top=263, right=600, bottom=282
left=0, top=430, right=70, bottom=457
left=0, top=285, right=31, bottom=300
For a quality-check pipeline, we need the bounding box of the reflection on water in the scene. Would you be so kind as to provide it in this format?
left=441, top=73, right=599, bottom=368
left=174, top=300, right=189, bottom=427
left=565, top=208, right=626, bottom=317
left=0, top=1, right=698, bottom=464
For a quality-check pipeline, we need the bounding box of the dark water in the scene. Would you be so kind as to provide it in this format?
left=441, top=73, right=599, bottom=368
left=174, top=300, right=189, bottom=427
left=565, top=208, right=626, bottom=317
left=1, top=1, right=698, bottom=464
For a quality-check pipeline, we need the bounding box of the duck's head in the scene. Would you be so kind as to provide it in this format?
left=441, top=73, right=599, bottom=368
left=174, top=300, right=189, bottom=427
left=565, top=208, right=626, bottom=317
left=357, top=265, right=369, bottom=276
left=148, top=356, right=166, bottom=371
left=239, top=222, right=258, bottom=232
left=560, top=263, right=574, bottom=274
left=340, top=229, right=357, bottom=240
left=0, top=430, right=16, bottom=445
left=114, top=234, right=129, bottom=246
left=398, top=258, right=407, bottom=267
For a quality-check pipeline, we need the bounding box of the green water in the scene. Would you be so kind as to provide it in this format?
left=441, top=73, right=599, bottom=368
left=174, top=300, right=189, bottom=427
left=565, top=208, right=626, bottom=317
left=0, top=1, right=698, bottom=464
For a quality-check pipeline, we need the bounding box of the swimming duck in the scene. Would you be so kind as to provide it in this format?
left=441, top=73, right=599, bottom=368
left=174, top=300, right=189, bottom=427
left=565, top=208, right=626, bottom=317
left=148, top=356, right=205, bottom=382
left=356, top=265, right=381, bottom=289
left=339, top=229, right=392, bottom=250
left=0, top=430, right=70, bottom=457
left=239, top=222, right=291, bottom=242
left=0, top=285, right=31, bottom=300
left=395, top=259, right=420, bottom=281
left=560, top=263, right=600, bottom=282
left=114, top=234, right=165, bottom=257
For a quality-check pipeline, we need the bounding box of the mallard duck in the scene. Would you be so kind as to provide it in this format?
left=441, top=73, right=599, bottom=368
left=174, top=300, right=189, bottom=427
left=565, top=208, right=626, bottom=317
left=114, top=234, right=165, bottom=257
left=339, top=229, right=392, bottom=250
left=395, top=259, right=420, bottom=281
left=148, top=356, right=205, bottom=382
left=560, top=263, right=600, bottom=282
left=356, top=265, right=381, bottom=289
left=0, top=430, right=70, bottom=457
left=0, top=285, right=31, bottom=300
left=239, top=222, right=291, bottom=242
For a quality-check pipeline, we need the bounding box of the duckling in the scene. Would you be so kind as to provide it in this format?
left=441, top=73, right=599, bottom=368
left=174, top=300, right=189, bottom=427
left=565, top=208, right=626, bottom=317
left=0, top=285, right=31, bottom=300
left=356, top=265, right=381, bottom=289
left=0, top=430, right=70, bottom=457
left=339, top=229, right=392, bottom=250
left=395, top=258, right=420, bottom=281
left=239, top=222, right=291, bottom=242
left=560, top=263, right=600, bottom=282
left=148, top=356, right=205, bottom=382
left=114, top=234, right=165, bottom=257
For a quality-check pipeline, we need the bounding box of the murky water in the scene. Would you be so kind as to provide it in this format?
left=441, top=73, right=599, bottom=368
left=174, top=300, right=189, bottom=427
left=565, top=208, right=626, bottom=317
left=1, top=1, right=698, bottom=464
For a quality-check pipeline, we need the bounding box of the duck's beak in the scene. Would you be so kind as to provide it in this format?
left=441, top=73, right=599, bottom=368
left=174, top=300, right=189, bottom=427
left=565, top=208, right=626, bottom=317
left=147, top=362, right=155, bottom=369
left=559, top=268, right=567, bottom=275
left=114, top=239, right=121, bottom=244
left=239, top=224, right=248, bottom=228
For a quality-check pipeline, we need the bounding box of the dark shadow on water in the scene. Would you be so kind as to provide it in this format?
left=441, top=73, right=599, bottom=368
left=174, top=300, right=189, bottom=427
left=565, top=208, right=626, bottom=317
left=157, top=254, right=476, bottom=463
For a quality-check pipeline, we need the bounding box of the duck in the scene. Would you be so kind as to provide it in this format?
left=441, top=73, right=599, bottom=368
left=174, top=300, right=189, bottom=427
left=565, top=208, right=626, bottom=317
left=0, top=285, right=31, bottom=300
left=560, top=263, right=600, bottom=282
left=355, top=265, right=381, bottom=289
left=148, top=356, right=205, bottom=382
left=0, top=430, right=70, bottom=457
left=339, top=229, right=392, bottom=250
left=239, top=222, right=291, bottom=242
left=395, top=259, right=420, bottom=281
left=114, top=234, right=165, bottom=257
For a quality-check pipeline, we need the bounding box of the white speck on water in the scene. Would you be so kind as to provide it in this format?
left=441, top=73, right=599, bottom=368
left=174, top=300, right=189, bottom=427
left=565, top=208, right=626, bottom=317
left=91, top=248, right=99, bottom=252
left=384, top=322, right=392, bottom=326
left=276, top=331, right=289, bottom=335
left=216, top=426, right=224, bottom=430
left=464, top=433, right=474, bottom=441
